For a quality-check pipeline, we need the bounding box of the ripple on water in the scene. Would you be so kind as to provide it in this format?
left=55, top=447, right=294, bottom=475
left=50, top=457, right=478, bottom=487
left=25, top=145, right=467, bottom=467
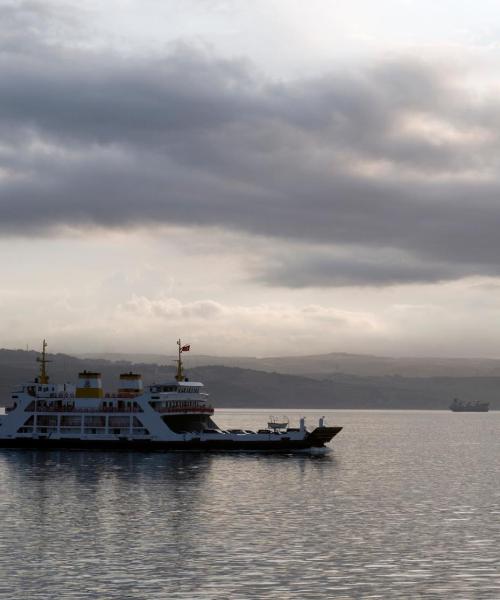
left=0, top=410, right=499, bottom=599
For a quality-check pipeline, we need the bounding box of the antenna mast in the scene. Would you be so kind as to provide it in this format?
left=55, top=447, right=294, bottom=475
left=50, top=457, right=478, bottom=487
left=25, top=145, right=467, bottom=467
left=175, top=339, right=191, bottom=381
left=175, top=339, right=185, bottom=382
left=36, top=339, right=51, bottom=384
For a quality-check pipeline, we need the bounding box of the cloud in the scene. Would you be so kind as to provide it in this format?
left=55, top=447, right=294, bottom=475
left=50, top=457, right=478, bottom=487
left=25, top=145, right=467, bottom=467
left=124, top=297, right=225, bottom=319
left=2, top=3, right=500, bottom=286
left=121, top=295, right=374, bottom=327
left=256, top=248, right=478, bottom=288
left=0, top=287, right=376, bottom=355
left=113, top=295, right=378, bottom=355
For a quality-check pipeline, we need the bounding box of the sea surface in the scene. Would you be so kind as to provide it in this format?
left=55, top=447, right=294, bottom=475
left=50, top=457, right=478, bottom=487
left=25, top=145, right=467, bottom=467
left=0, top=410, right=499, bottom=599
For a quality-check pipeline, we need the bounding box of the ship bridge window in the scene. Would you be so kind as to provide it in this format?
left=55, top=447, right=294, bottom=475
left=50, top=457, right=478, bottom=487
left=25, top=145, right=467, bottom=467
left=179, top=386, right=198, bottom=393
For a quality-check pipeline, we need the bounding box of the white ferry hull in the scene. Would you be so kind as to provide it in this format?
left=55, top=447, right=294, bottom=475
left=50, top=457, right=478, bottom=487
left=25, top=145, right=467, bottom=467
left=0, top=426, right=342, bottom=453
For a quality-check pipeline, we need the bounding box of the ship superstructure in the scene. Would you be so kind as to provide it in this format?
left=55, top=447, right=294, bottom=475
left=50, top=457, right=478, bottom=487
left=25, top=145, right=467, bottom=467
left=0, top=340, right=342, bottom=452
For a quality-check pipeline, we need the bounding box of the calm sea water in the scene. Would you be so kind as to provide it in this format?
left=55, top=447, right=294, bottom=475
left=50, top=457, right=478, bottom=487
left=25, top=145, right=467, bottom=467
left=0, top=410, right=499, bottom=599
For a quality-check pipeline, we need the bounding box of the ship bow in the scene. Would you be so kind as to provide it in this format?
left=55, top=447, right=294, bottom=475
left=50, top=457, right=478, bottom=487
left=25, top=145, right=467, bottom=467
left=307, top=426, right=342, bottom=447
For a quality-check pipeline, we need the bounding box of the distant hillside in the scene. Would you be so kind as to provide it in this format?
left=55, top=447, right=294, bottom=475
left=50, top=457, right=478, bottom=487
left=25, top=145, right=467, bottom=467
left=77, top=350, right=500, bottom=378
left=1, top=348, right=499, bottom=410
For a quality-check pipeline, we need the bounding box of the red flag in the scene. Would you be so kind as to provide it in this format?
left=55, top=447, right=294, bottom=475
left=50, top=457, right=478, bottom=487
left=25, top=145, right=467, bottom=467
left=181, top=344, right=190, bottom=352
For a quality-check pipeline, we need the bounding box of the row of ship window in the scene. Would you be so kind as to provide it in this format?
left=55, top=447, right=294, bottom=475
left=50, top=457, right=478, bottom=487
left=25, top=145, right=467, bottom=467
left=150, top=386, right=199, bottom=393
left=18, top=414, right=149, bottom=435
left=150, top=400, right=200, bottom=408
left=21, top=415, right=145, bottom=426
left=18, top=427, right=150, bottom=435
left=23, top=400, right=141, bottom=411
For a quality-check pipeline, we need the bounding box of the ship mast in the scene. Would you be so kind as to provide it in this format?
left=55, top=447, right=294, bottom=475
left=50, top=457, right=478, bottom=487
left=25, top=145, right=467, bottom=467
left=36, top=339, right=51, bottom=384
left=175, top=338, right=185, bottom=382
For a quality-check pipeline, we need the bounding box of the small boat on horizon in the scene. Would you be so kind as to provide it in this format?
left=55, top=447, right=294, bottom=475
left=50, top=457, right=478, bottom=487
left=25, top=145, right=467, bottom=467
left=449, top=398, right=489, bottom=412
left=0, top=340, right=342, bottom=452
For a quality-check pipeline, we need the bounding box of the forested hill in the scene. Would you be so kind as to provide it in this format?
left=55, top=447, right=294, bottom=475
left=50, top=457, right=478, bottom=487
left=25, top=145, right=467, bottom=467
left=79, top=350, right=500, bottom=378
left=0, top=349, right=499, bottom=409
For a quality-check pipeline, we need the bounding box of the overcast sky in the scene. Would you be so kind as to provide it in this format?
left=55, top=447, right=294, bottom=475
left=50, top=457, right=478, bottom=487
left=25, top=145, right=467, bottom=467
left=2, top=0, right=500, bottom=357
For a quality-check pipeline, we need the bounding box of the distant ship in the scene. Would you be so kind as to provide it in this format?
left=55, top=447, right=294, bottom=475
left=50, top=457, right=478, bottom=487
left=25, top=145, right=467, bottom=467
left=449, top=398, right=489, bottom=412
left=0, top=340, right=342, bottom=452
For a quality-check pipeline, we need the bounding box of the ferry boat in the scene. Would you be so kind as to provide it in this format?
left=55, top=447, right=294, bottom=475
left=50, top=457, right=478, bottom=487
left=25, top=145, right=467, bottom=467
left=0, top=340, right=342, bottom=452
left=449, top=398, right=489, bottom=412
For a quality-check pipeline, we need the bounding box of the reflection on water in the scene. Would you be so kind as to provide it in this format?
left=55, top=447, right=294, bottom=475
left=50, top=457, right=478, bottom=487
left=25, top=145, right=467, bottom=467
left=0, top=410, right=499, bottom=599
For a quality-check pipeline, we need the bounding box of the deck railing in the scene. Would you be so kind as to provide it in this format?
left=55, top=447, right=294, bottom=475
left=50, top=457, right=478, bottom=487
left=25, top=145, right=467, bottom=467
left=25, top=404, right=143, bottom=413
left=22, top=403, right=213, bottom=414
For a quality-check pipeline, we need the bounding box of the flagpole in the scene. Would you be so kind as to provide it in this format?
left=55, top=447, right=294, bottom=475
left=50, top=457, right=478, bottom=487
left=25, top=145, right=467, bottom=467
left=176, top=338, right=183, bottom=382
left=175, top=339, right=190, bottom=382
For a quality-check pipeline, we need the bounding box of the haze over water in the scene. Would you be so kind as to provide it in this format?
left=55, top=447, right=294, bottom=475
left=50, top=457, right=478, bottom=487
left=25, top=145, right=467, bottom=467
left=0, top=410, right=498, bottom=599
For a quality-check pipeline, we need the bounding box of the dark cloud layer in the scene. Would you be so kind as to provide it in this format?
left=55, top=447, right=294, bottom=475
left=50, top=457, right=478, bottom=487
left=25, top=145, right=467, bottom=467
left=257, top=249, right=490, bottom=288
left=2, top=2, right=500, bottom=286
